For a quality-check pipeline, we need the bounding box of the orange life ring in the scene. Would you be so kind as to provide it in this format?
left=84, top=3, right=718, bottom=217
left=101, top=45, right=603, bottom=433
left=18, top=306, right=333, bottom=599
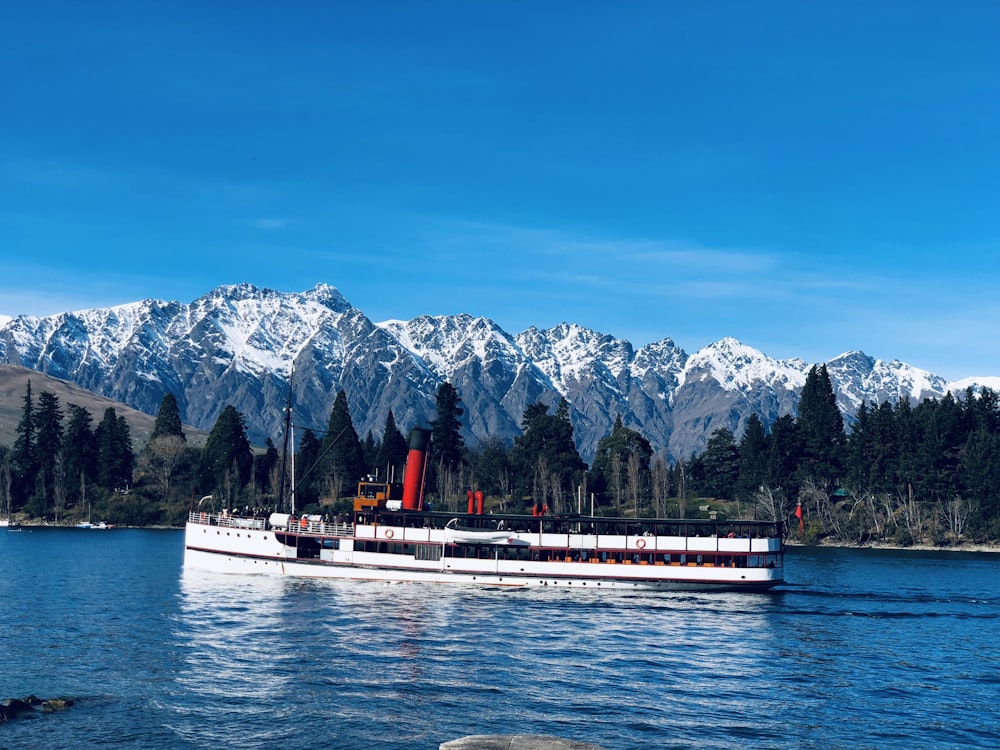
left=385, top=528, right=395, bottom=539
left=636, top=538, right=647, bottom=549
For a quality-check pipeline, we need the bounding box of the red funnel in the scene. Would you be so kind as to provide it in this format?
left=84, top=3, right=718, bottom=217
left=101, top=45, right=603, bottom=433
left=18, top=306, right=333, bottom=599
left=402, top=428, right=431, bottom=510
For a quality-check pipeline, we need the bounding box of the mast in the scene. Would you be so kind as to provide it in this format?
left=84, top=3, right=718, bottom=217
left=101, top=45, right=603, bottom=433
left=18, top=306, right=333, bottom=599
left=278, top=373, right=294, bottom=512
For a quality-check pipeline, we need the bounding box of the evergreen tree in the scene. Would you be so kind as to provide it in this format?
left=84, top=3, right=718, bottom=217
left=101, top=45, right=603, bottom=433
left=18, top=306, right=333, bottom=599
left=320, top=391, right=365, bottom=499
left=510, top=398, right=587, bottom=512
left=700, top=427, right=739, bottom=500
left=590, top=415, right=652, bottom=508
left=199, top=405, right=252, bottom=500
left=430, top=382, right=466, bottom=473
left=254, top=437, right=279, bottom=494
left=10, top=381, right=37, bottom=511
left=893, top=398, right=920, bottom=496
left=32, top=390, right=64, bottom=516
left=61, top=404, right=96, bottom=508
left=149, top=393, right=185, bottom=444
left=361, top=431, right=377, bottom=476
left=469, top=435, right=512, bottom=500
left=846, top=401, right=875, bottom=493
left=797, top=364, right=845, bottom=485
left=766, top=414, right=802, bottom=496
left=293, top=428, right=322, bottom=508
left=95, top=408, right=135, bottom=492
left=736, top=413, right=768, bottom=500
left=373, top=410, right=408, bottom=483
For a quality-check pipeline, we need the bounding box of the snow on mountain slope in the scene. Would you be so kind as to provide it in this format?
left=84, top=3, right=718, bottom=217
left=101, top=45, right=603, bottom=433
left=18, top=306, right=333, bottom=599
left=378, top=313, right=527, bottom=380
left=680, top=337, right=809, bottom=392
left=826, top=351, right=951, bottom=414
left=3, top=283, right=999, bottom=460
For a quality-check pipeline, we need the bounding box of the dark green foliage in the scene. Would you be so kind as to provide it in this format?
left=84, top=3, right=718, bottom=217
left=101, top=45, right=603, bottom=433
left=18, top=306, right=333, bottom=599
left=10, top=380, right=36, bottom=511
left=677, top=384, right=1000, bottom=543
left=361, top=431, right=377, bottom=476
left=430, top=383, right=465, bottom=473
left=62, top=404, right=97, bottom=506
left=468, top=435, right=512, bottom=498
left=509, top=398, right=587, bottom=512
left=699, top=428, right=739, bottom=500
left=736, top=414, right=768, bottom=500
left=374, top=410, right=408, bottom=483
left=149, top=393, right=185, bottom=444
left=199, top=405, right=251, bottom=499
left=320, top=391, right=365, bottom=497
left=797, top=365, right=845, bottom=484
left=765, top=414, right=802, bottom=495
left=254, top=437, right=279, bottom=494
left=95, top=408, right=135, bottom=493
left=590, top=415, right=652, bottom=508
left=293, top=428, right=322, bottom=507
left=32, top=391, right=64, bottom=516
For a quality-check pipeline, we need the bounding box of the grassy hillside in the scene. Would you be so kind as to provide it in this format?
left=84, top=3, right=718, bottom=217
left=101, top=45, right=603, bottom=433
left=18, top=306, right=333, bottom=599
left=0, top=365, right=207, bottom=449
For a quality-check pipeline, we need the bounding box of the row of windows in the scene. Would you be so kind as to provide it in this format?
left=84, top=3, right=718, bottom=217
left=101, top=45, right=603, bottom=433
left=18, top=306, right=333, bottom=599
left=363, top=512, right=781, bottom=539
left=357, top=541, right=781, bottom=568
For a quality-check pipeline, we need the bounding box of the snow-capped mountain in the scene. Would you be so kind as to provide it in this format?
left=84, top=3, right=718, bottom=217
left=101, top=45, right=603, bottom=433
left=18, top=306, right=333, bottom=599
left=1, top=283, right=995, bottom=461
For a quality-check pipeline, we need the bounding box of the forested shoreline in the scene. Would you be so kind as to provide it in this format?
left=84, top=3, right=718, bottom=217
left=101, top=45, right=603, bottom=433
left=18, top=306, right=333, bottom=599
left=2, top=366, right=999, bottom=547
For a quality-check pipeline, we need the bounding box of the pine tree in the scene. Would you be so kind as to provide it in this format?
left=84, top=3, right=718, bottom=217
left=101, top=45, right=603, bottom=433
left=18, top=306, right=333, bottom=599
left=95, top=408, right=135, bottom=493
left=736, top=413, right=768, bottom=500
left=430, top=382, right=465, bottom=473
left=510, top=398, right=587, bottom=512
left=374, top=410, right=408, bottom=483
left=254, top=438, right=279, bottom=494
left=10, top=381, right=37, bottom=511
left=590, top=414, right=652, bottom=508
left=320, top=391, right=365, bottom=500
left=361, top=431, right=377, bottom=476
left=846, top=401, right=875, bottom=493
left=469, top=435, right=512, bottom=500
left=766, top=414, right=802, bottom=496
left=293, top=428, right=322, bottom=508
left=700, top=427, right=738, bottom=500
left=797, top=364, right=845, bottom=485
left=149, top=393, right=185, bottom=444
left=32, top=390, right=64, bottom=516
left=62, top=404, right=96, bottom=508
left=199, top=405, right=252, bottom=501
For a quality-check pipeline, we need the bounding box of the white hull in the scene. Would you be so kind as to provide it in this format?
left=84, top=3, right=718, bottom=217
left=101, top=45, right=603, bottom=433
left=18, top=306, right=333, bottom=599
left=184, top=516, right=784, bottom=592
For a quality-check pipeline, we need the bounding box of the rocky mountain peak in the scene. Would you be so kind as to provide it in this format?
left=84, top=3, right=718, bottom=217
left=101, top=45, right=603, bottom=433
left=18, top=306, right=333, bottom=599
left=2, top=283, right=997, bottom=462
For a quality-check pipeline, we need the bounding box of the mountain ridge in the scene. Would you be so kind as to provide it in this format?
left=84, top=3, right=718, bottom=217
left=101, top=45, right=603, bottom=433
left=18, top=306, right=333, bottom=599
left=2, top=283, right=998, bottom=462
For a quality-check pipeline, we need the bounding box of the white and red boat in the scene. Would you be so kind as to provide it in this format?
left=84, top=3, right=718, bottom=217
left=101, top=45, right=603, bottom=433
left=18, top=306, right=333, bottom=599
left=184, top=429, right=785, bottom=591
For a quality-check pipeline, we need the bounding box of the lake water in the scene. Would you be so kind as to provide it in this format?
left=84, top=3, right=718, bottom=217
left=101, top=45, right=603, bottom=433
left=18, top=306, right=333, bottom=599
left=1, top=529, right=998, bottom=749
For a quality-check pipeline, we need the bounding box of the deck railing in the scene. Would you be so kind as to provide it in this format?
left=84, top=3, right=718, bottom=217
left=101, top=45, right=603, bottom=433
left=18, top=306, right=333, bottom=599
left=187, top=511, right=353, bottom=537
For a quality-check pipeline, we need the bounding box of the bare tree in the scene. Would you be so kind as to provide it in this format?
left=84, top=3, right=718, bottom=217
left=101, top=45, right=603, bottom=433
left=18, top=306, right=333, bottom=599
left=650, top=451, right=670, bottom=517
left=753, top=484, right=786, bottom=523
left=147, top=435, right=187, bottom=501
left=627, top=451, right=642, bottom=516
left=800, top=478, right=845, bottom=540
left=1, top=453, right=12, bottom=520
left=898, top=483, right=926, bottom=542
left=53, top=454, right=66, bottom=522
left=533, top=453, right=550, bottom=511
left=942, top=496, right=975, bottom=542
left=609, top=453, right=623, bottom=512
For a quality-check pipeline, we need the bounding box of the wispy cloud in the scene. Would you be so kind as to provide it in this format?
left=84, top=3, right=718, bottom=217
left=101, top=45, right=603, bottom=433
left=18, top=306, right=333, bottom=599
left=249, top=218, right=292, bottom=230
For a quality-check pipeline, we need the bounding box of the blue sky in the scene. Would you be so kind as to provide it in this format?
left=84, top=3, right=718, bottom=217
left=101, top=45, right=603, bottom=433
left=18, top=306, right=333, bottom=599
left=2, top=1, right=999, bottom=380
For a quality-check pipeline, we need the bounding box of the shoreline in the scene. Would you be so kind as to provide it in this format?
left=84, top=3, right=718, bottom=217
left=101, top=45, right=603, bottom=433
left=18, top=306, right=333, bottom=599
left=12, top=521, right=1000, bottom=554
left=785, top=538, right=1000, bottom=554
